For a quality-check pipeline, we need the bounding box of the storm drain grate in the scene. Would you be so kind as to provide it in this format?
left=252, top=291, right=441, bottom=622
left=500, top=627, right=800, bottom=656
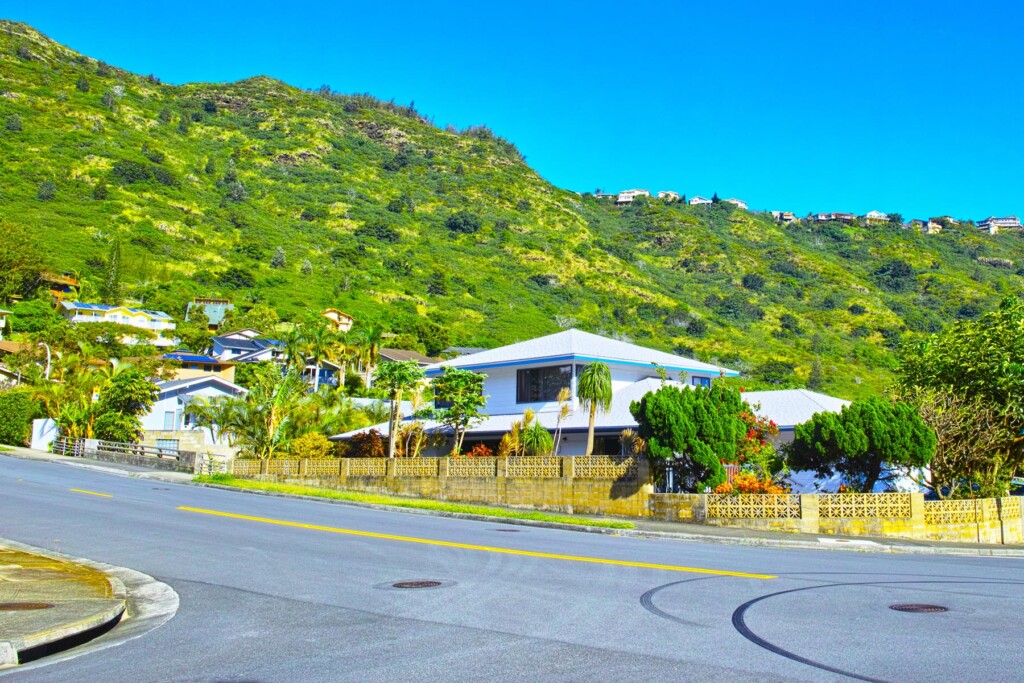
left=0, top=602, right=53, bottom=611
left=889, top=603, right=948, bottom=613
left=392, top=580, right=443, bottom=589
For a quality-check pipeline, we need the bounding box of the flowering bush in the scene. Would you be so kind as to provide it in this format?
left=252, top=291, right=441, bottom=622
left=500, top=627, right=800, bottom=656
left=714, top=472, right=788, bottom=494
left=466, top=443, right=494, bottom=458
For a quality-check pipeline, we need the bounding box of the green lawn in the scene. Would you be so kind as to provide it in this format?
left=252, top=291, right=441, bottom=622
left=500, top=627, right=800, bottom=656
left=193, top=474, right=635, bottom=529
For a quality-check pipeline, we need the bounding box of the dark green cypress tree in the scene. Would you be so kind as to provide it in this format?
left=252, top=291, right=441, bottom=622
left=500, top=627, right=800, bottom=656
left=100, top=238, right=123, bottom=305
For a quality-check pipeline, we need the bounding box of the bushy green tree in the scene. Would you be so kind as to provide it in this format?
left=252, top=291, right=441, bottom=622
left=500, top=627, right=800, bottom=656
left=6, top=114, right=22, bottom=132
left=631, top=384, right=745, bottom=491
left=433, top=366, right=487, bottom=455
left=0, top=222, right=42, bottom=304
left=93, top=368, right=159, bottom=442
left=0, top=390, right=43, bottom=446
left=445, top=210, right=481, bottom=234
left=789, top=396, right=935, bottom=492
left=8, top=299, right=62, bottom=334
left=896, top=296, right=1024, bottom=495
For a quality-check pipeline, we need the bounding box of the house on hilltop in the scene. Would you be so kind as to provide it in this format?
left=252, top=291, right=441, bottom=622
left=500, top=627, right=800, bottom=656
left=162, top=351, right=236, bottom=383
left=59, top=301, right=177, bottom=347
left=616, top=189, right=650, bottom=205
left=863, top=210, right=889, bottom=226
left=770, top=211, right=797, bottom=224
left=976, top=216, right=1021, bottom=235
left=40, top=272, right=80, bottom=302
left=724, top=198, right=748, bottom=210
left=689, top=196, right=713, bottom=206
left=657, top=191, right=680, bottom=201
left=322, top=308, right=355, bottom=333
left=185, top=298, right=235, bottom=331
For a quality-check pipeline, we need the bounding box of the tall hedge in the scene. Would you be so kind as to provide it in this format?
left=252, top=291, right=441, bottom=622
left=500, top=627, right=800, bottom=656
left=0, top=390, right=43, bottom=446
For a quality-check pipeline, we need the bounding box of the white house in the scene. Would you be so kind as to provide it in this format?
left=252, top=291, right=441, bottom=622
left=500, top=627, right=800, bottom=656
left=60, top=302, right=177, bottom=347
left=657, top=191, right=680, bottom=201
left=688, top=196, right=713, bottom=206
left=770, top=211, right=797, bottom=224
left=141, top=376, right=247, bottom=455
left=976, top=216, right=1021, bottom=235
left=0, top=309, right=10, bottom=340
left=334, top=329, right=739, bottom=455
left=741, top=389, right=850, bottom=444
left=616, top=189, right=650, bottom=205
left=724, top=198, right=748, bottom=210
left=863, top=210, right=889, bottom=225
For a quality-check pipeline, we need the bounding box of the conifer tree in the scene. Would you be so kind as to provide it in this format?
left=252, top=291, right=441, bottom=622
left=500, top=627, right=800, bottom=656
left=100, top=238, right=123, bottom=305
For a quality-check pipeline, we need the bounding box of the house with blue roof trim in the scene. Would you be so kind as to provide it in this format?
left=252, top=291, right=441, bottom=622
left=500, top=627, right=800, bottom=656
left=59, top=301, right=177, bottom=347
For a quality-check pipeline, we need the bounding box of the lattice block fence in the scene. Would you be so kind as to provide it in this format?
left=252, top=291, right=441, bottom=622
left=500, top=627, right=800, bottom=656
left=706, top=494, right=801, bottom=519
left=394, top=459, right=440, bottom=477
left=307, top=459, right=341, bottom=477
left=231, top=459, right=261, bottom=476
left=449, top=457, right=497, bottom=477
left=348, top=458, right=387, bottom=476
left=819, top=493, right=912, bottom=519
left=506, top=456, right=561, bottom=478
left=574, top=456, right=637, bottom=480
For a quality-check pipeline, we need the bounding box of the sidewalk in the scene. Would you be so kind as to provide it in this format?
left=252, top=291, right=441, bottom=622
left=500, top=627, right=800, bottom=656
left=0, top=445, right=193, bottom=483
left=0, top=542, right=126, bottom=668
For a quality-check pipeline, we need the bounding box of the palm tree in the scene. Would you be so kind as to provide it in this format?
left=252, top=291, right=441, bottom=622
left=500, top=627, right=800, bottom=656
left=576, top=362, right=612, bottom=456
left=300, top=317, right=336, bottom=393
left=358, top=324, right=384, bottom=387
left=328, top=332, right=360, bottom=394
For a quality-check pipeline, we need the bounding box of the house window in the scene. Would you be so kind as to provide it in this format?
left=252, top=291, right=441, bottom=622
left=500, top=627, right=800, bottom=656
left=163, top=411, right=175, bottom=430
left=516, top=365, right=572, bottom=403
left=692, top=376, right=711, bottom=388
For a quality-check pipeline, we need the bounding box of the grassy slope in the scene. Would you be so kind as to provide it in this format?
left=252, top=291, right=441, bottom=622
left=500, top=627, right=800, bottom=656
left=2, top=20, right=1023, bottom=399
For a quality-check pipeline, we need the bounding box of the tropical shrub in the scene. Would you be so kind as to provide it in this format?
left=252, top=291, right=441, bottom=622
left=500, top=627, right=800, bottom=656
left=347, top=429, right=385, bottom=458
left=0, top=390, right=42, bottom=446
left=290, top=432, right=334, bottom=459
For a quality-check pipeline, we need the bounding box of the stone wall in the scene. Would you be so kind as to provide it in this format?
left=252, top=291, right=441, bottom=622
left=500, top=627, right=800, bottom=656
left=649, top=492, right=1024, bottom=544
left=231, top=456, right=651, bottom=517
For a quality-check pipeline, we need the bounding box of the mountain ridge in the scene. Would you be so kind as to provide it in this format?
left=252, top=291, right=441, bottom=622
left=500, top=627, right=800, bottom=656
left=2, top=19, right=1023, bottom=399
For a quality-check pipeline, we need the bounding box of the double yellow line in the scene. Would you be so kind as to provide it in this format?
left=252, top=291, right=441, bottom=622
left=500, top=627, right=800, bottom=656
left=178, top=506, right=775, bottom=579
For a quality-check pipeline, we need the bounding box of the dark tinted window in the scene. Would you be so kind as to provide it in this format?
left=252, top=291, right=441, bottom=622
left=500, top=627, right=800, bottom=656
left=517, top=365, right=572, bottom=403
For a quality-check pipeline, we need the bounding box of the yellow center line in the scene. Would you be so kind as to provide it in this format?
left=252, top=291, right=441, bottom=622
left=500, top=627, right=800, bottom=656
left=178, top=506, right=775, bottom=579
left=70, top=488, right=112, bottom=498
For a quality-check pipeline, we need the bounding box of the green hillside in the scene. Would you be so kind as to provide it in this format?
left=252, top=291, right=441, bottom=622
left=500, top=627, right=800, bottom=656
left=2, top=19, right=1023, bottom=399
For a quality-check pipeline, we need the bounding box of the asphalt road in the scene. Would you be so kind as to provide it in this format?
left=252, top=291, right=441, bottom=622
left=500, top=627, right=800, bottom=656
left=2, top=456, right=1023, bottom=682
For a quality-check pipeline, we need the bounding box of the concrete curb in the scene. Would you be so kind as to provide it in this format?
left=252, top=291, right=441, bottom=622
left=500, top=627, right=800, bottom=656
left=190, top=482, right=1024, bottom=558
left=0, top=538, right=179, bottom=675
left=0, top=541, right=127, bottom=668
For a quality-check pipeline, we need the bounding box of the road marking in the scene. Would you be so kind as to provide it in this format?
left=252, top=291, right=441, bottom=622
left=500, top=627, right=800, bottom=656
left=70, top=488, right=112, bottom=498
left=178, top=506, right=775, bottom=579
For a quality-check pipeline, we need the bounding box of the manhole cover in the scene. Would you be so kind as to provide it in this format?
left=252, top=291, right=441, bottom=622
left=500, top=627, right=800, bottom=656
left=889, top=603, right=948, bottom=613
left=393, top=580, right=442, bottom=589
left=0, top=602, right=53, bottom=611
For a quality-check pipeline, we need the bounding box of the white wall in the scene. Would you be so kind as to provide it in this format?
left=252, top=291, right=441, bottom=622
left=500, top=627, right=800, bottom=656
left=479, top=362, right=712, bottom=417
left=31, top=418, right=57, bottom=451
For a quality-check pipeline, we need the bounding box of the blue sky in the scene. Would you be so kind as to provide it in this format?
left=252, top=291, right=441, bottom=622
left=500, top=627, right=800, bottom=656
left=6, top=1, right=1022, bottom=219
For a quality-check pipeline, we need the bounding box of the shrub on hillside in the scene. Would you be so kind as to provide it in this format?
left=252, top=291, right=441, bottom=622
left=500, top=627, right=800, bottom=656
left=0, top=391, right=43, bottom=446
left=445, top=210, right=482, bottom=234
left=36, top=180, right=56, bottom=200
left=355, top=221, right=399, bottom=243
left=111, top=160, right=152, bottom=185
